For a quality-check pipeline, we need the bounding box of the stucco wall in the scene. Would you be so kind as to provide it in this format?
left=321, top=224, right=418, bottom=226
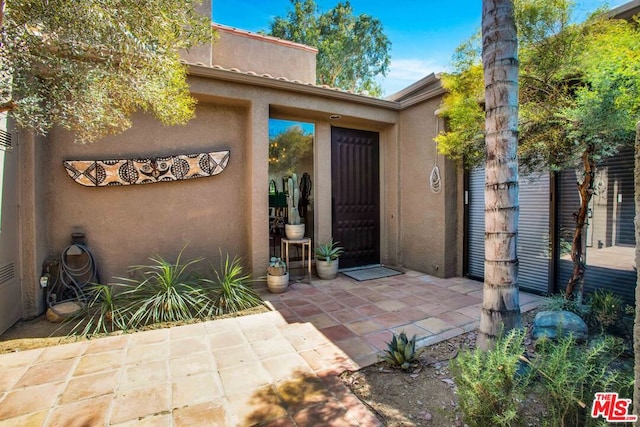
left=397, top=96, right=460, bottom=277
left=42, top=101, right=250, bottom=284
left=211, top=25, right=317, bottom=85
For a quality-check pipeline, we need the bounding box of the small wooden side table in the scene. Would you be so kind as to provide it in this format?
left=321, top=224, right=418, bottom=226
left=280, top=237, right=312, bottom=273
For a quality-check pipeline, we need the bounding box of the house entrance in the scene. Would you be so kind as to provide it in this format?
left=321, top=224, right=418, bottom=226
left=331, top=126, right=380, bottom=268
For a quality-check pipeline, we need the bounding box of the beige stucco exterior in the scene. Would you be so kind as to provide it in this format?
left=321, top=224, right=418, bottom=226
left=16, top=22, right=462, bottom=319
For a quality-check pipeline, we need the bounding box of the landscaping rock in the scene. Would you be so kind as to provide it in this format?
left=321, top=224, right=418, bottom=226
left=531, top=310, right=588, bottom=341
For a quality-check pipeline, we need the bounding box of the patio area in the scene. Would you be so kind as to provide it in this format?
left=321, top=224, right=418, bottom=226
left=0, top=270, right=542, bottom=426
left=256, top=268, right=543, bottom=367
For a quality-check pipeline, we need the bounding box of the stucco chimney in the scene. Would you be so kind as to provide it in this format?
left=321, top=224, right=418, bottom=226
left=179, top=0, right=213, bottom=66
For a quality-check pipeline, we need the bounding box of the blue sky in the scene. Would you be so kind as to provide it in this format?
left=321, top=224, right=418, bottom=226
left=212, top=0, right=629, bottom=97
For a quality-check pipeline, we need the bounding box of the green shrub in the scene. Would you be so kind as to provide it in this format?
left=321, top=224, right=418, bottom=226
left=541, top=292, right=590, bottom=319
left=586, top=290, right=623, bottom=332
left=451, top=329, right=530, bottom=427
left=529, top=334, right=629, bottom=427
left=74, top=283, right=130, bottom=335
left=202, top=253, right=263, bottom=315
left=380, top=331, right=420, bottom=370
left=119, top=251, right=213, bottom=328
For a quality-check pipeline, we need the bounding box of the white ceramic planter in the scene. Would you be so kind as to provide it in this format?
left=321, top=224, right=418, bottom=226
left=285, top=224, right=305, bottom=240
left=267, top=272, right=289, bottom=293
left=316, top=259, right=339, bottom=280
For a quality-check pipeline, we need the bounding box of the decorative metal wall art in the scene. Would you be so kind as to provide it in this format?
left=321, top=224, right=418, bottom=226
left=63, top=150, right=230, bottom=187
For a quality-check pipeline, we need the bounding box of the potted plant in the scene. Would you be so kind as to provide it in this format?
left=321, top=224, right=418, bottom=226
left=266, top=257, right=289, bottom=293
left=284, top=173, right=305, bottom=239
left=315, top=240, right=344, bottom=279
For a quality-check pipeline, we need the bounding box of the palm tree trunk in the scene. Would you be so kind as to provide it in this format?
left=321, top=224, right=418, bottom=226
left=477, top=0, right=521, bottom=350
left=564, top=145, right=595, bottom=302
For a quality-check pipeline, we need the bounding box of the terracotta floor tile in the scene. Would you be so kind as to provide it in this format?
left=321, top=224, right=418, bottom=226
left=168, top=322, right=208, bottom=340
left=436, top=311, right=477, bottom=328
left=370, top=312, right=407, bottom=329
left=125, top=342, right=169, bottom=365
left=0, top=382, right=64, bottom=421
left=291, top=303, right=324, bottom=318
left=313, top=299, right=346, bottom=312
left=374, top=299, right=409, bottom=312
left=60, top=369, right=119, bottom=403
left=339, top=295, right=370, bottom=308
left=390, top=323, right=430, bottom=340
left=169, top=352, right=216, bottom=378
left=320, top=325, right=357, bottom=342
left=333, top=337, right=376, bottom=360
left=345, top=319, right=382, bottom=335
left=172, top=372, right=224, bottom=409
left=242, top=323, right=283, bottom=342
left=0, top=366, right=27, bottom=393
left=398, top=294, right=429, bottom=307
left=109, top=413, right=172, bottom=427
left=355, top=304, right=388, bottom=317
left=415, top=317, right=454, bottom=334
left=212, top=343, right=257, bottom=369
left=328, top=309, right=365, bottom=323
left=37, top=342, right=87, bottom=362
left=169, top=336, right=209, bottom=358
left=226, top=386, right=287, bottom=426
left=47, top=394, right=111, bottom=427
left=362, top=330, right=395, bottom=351
left=121, top=360, right=167, bottom=390
left=209, top=329, right=248, bottom=350
left=261, top=353, right=313, bottom=383
left=361, top=292, right=389, bottom=303
left=292, top=398, right=358, bottom=427
left=416, top=302, right=449, bottom=316
left=305, top=313, right=340, bottom=329
left=173, top=401, right=229, bottom=427
left=73, top=350, right=124, bottom=376
left=128, top=328, right=168, bottom=346
left=84, top=335, right=129, bottom=355
left=258, top=415, right=296, bottom=427
left=14, top=357, right=77, bottom=388
left=110, top=384, right=171, bottom=424
left=0, top=350, right=43, bottom=370
left=395, top=306, right=429, bottom=323
left=251, top=337, right=296, bottom=359
left=218, top=361, right=271, bottom=396
left=274, top=373, right=332, bottom=411
left=0, top=410, right=47, bottom=427
left=280, top=323, right=329, bottom=351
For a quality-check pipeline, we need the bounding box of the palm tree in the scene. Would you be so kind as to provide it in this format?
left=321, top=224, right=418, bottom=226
left=476, top=0, right=521, bottom=350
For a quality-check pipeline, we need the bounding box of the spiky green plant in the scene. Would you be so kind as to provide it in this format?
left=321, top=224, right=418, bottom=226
left=72, top=283, right=130, bottom=336
left=202, top=252, right=263, bottom=315
left=118, top=251, right=213, bottom=328
left=314, top=240, right=344, bottom=262
left=380, top=331, right=420, bottom=370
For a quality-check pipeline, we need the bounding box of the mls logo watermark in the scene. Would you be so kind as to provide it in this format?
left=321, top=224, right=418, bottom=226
left=591, top=392, right=637, bottom=423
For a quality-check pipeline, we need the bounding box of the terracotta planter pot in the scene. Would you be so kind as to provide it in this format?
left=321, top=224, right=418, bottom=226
left=285, top=224, right=305, bottom=240
left=316, top=259, right=339, bottom=280
left=267, top=272, right=289, bottom=293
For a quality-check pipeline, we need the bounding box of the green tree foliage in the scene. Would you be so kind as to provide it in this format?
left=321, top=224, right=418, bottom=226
left=267, top=0, right=391, bottom=97
left=0, top=0, right=213, bottom=142
left=269, top=125, right=313, bottom=174
left=436, top=0, right=640, bottom=300
left=437, top=0, right=639, bottom=172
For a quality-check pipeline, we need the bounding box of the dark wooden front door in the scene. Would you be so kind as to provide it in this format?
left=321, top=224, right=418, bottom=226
left=331, top=126, right=380, bottom=268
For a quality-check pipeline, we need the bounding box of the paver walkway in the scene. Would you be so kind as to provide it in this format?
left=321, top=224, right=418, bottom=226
left=0, top=269, right=542, bottom=426
left=257, top=269, right=542, bottom=367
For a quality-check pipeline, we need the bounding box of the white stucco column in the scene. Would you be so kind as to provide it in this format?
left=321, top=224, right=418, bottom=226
left=248, top=101, right=270, bottom=274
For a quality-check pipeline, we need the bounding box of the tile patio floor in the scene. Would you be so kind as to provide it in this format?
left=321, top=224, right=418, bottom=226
left=0, top=269, right=542, bottom=426
left=256, top=268, right=543, bottom=368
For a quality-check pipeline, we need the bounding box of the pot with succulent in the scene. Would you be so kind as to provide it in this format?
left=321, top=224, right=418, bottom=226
left=284, top=173, right=305, bottom=239
left=314, top=240, right=344, bottom=280
left=266, top=256, right=289, bottom=293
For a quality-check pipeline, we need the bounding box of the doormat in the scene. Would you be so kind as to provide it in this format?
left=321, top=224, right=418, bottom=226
left=341, top=265, right=403, bottom=281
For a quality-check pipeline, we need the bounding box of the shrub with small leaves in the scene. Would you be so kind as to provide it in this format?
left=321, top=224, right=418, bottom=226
left=586, top=290, right=623, bottom=331
left=380, top=331, right=420, bottom=370
left=451, top=329, right=530, bottom=427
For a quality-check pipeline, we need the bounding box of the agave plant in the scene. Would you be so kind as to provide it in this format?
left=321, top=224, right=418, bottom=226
left=380, top=331, right=421, bottom=370
left=202, top=252, right=264, bottom=315
left=314, top=240, right=344, bottom=262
